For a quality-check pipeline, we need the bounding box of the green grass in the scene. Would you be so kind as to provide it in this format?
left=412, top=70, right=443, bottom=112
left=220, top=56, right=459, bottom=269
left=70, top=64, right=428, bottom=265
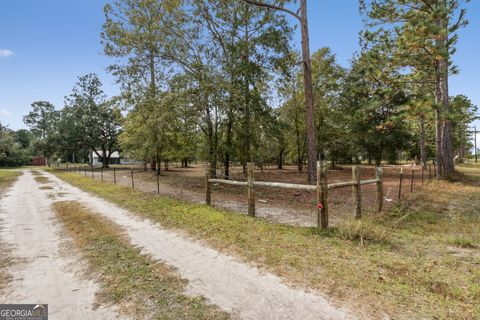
left=53, top=201, right=229, bottom=320
left=49, top=167, right=480, bottom=319
left=448, top=235, right=477, bottom=249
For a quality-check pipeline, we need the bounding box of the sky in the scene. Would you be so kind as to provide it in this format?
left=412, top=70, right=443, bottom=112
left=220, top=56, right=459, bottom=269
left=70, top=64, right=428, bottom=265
left=1, top=0, right=479, bottom=145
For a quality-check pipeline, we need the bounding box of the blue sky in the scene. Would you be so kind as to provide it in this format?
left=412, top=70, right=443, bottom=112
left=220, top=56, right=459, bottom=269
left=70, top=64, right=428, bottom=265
left=1, top=0, right=479, bottom=138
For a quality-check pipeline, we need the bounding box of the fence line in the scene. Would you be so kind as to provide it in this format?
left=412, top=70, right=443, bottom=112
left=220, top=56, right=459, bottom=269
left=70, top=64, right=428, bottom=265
left=52, top=162, right=430, bottom=230
left=205, top=161, right=383, bottom=230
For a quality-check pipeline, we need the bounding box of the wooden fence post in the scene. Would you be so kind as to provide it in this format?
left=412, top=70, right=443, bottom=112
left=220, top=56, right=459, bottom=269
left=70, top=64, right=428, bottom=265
left=156, top=171, right=160, bottom=194
left=84, top=166, right=87, bottom=177
left=131, top=168, right=135, bottom=189
left=113, top=167, right=116, bottom=184
left=317, top=160, right=329, bottom=229
left=399, top=168, right=403, bottom=199
left=91, top=167, right=94, bottom=179
left=428, top=164, right=432, bottom=180
left=247, top=162, right=255, bottom=217
left=352, top=165, right=362, bottom=219
left=101, top=167, right=103, bottom=182
left=205, top=162, right=211, bottom=205
left=410, top=169, right=415, bottom=192
left=376, top=167, right=384, bottom=213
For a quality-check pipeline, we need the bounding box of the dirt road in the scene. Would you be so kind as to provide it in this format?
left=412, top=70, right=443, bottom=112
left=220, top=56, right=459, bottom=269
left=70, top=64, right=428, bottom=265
left=0, top=170, right=123, bottom=319
left=0, top=170, right=354, bottom=320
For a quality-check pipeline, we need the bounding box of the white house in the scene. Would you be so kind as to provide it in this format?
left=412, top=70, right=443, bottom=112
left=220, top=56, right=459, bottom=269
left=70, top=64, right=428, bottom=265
left=89, top=151, right=138, bottom=166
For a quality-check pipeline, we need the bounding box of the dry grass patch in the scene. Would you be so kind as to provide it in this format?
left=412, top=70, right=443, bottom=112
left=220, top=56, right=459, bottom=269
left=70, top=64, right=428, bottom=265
left=332, top=219, right=390, bottom=245
left=0, top=170, right=20, bottom=190
left=39, top=186, right=53, bottom=190
left=53, top=201, right=229, bottom=320
left=0, top=170, right=21, bottom=292
left=34, top=176, right=51, bottom=184
left=0, top=242, right=15, bottom=293
left=50, top=167, right=480, bottom=319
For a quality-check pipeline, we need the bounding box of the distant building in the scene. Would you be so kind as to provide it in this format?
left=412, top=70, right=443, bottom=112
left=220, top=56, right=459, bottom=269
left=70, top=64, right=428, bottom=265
left=31, top=156, right=46, bottom=166
left=89, top=151, right=138, bottom=166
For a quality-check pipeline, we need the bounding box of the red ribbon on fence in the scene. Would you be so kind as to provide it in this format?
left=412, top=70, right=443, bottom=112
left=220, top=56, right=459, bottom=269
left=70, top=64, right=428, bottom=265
left=316, top=203, right=323, bottom=210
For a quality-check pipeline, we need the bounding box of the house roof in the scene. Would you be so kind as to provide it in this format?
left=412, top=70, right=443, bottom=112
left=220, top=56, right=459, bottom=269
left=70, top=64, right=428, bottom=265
left=92, top=151, right=120, bottom=158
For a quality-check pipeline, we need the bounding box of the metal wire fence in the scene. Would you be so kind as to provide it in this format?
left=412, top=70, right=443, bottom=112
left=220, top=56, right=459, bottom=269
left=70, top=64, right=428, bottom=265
left=53, top=162, right=432, bottom=227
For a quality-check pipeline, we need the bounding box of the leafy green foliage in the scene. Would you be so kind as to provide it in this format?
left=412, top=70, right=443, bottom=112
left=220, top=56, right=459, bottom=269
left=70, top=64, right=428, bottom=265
left=0, top=124, right=31, bottom=166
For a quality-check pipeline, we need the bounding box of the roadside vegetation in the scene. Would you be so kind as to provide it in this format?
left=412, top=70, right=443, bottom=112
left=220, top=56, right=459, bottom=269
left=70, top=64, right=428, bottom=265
left=51, top=164, right=480, bottom=319
left=53, top=201, right=229, bottom=320
left=0, top=169, right=21, bottom=292
left=0, top=169, right=20, bottom=188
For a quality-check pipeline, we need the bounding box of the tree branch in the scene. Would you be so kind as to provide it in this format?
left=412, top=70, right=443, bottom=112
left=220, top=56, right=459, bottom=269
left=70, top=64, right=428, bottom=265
left=242, top=0, right=301, bottom=21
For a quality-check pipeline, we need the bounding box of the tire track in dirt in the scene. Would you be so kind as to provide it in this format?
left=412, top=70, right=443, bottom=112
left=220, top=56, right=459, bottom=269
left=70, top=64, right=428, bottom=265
left=0, top=170, right=124, bottom=320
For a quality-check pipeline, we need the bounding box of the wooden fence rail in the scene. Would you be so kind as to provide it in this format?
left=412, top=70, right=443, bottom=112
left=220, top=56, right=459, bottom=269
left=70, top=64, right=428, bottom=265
left=51, top=162, right=430, bottom=231
left=205, top=161, right=383, bottom=230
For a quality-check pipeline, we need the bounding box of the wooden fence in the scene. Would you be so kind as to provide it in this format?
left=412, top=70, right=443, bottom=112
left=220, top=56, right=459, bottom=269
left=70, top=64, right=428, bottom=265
left=52, top=162, right=429, bottom=230
left=205, top=161, right=384, bottom=230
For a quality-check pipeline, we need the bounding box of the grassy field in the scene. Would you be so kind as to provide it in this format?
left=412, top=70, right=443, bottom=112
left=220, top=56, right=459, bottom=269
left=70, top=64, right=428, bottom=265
left=0, top=169, right=21, bottom=293
left=49, top=164, right=480, bottom=319
left=53, top=201, right=229, bottom=320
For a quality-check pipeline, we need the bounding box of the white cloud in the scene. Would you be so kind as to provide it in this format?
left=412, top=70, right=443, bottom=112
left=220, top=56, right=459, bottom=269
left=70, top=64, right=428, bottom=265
left=0, top=109, right=11, bottom=117
left=0, top=49, right=14, bottom=58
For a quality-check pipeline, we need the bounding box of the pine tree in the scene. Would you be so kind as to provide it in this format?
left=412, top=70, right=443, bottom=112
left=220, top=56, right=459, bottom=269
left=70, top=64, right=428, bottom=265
left=361, top=0, right=470, bottom=177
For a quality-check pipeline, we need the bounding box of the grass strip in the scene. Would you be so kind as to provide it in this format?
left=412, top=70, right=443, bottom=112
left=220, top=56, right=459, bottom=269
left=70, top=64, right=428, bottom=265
left=0, top=169, right=21, bottom=292
left=52, top=201, right=229, bottom=320
left=0, top=170, right=20, bottom=188
left=34, top=176, right=51, bottom=184
left=50, top=168, right=480, bottom=319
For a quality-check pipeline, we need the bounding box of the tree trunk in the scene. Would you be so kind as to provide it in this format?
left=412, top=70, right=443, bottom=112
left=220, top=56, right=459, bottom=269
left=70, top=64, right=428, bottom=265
left=278, top=149, right=284, bottom=169
left=149, top=49, right=156, bottom=98
left=207, top=117, right=217, bottom=178
left=434, top=0, right=454, bottom=177
left=299, top=0, right=317, bottom=184
left=295, top=116, right=303, bottom=172
left=224, top=111, right=233, bottom=180
left=242, top=0, right=316, bottom=178
left=242, top=10, right=252, bottom=168
left=156, top=150, right=161, bottom=175
left=419, top=114, right=427, bottom=168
